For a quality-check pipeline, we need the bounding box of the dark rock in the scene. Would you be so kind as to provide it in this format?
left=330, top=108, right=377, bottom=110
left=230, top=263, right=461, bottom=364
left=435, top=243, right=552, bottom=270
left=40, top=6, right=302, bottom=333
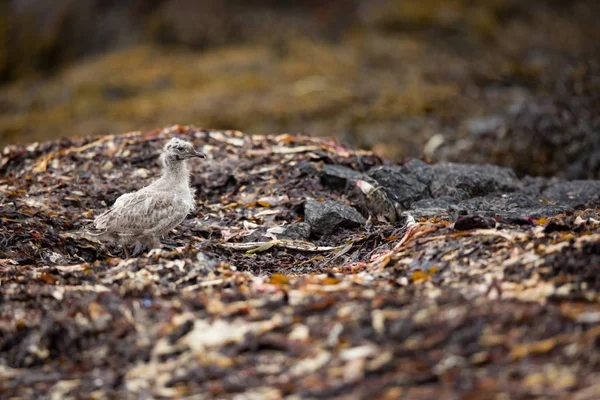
left=304, top=200, right=365, bottom=236
left=447, top=205, right=469, bottom=221
left=519, top=176, right=555, bottom=196
left=453, top=215, right=497, bottom=230
left=542, top=180, right=600, bottom=208
left=462, top=192, right=539, bottom=211
left=410, top=197, right=455, bottom=219
left=281, top=222, right=311, bottom=240
left=368, top=160, right=433, bottom=209
left=349, top=158, right=594, bottom=224
left=320, top=164, right=367, bottom=190
left=399, top=159, right=436, bottom=186
left=430, top=163, right=520, bottom=200
left=458, top=193, right=569, bottom=219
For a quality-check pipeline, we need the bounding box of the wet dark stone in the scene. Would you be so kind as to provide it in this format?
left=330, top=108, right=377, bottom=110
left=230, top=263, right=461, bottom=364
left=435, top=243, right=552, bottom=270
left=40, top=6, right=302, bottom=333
left=410, top=197, right=455, bottom=219
left=430, top=163, right=520, bottom=200
left=541, top=180, right=600, bottom=208
left=320, top=164, right=366, bottom=190
left=368, top=161, right=432, bottom=209
left=398, top=158, right=436, bottom=186
left=363, top=160, right=598, bottom=222
left=304, top=200, right=365, bottom=236
left=364, top=160, right=596, bottom=221
left=281, top=222, right=311, bottom=240
left=519, top=176, right=556, bottom=196
left=458, top=193, right=570, bottom=219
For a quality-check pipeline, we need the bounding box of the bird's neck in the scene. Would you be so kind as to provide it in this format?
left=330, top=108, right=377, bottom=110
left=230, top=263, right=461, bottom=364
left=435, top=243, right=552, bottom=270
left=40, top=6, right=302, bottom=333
left=162, top=159, right=190, bottom=184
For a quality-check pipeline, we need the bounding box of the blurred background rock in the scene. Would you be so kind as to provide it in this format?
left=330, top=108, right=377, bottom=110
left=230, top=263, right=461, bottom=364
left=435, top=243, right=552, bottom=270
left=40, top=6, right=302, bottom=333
left=0, top=0, right=598, bottom=178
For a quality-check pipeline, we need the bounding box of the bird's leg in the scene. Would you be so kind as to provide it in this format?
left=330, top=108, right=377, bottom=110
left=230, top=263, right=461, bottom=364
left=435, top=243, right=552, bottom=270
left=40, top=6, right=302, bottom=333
left=150, top=237, right=162, bottom=250
left=131, top=241, right=147, bottom=257
left=142, top=236, right=161, bottom=250
left=122, top=246, right=131, bottom=259
left=145, top=237, right=163, bottom=257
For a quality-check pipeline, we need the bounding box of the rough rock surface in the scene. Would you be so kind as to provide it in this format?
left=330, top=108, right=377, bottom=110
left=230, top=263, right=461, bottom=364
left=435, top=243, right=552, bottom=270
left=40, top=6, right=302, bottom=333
left=364, top=159, right=599, bottom=222
left=368, top=163, right=431, bottom=209
left=304, top=199, right=365, bottom=236
left=1, top=126, right=599, bottom=399
left=320, top=164, right=368, bottom=189
left=429, top=163, right=520, bottom=200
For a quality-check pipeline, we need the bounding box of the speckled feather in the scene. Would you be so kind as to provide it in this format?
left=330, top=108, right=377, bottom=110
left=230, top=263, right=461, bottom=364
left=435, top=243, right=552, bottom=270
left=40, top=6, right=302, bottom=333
left=93, top=187, right=193, bottom=238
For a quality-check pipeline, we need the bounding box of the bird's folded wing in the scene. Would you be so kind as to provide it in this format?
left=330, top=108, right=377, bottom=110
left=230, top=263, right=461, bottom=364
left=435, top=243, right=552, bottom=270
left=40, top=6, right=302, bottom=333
left=94, top=190, right=185, bottom=234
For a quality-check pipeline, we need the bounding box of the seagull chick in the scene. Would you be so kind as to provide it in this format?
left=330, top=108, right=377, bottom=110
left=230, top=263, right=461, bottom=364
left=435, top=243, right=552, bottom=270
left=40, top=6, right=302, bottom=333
left=85, top=138, right=205, bottom=257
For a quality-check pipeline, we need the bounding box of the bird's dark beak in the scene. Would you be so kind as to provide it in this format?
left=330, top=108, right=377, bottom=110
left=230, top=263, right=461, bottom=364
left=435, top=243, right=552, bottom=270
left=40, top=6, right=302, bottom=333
left=194, top=150, right=206, bottom=158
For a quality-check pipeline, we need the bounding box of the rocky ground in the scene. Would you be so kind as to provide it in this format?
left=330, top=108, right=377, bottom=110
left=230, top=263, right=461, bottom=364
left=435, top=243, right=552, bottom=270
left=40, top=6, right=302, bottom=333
left=1, top=126, right=599, bottom=399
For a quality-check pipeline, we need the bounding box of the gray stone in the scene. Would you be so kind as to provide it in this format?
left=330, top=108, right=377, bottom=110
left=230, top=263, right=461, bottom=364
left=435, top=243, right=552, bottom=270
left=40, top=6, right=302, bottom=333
left=281, top=222, right=311, bottom=240
left=363, top=159, right=595, bottom=223
left=409, top=197, right=455, bottom=219
left=430, top=163, right=520, bottom=200
left=304, top=200, right=365, bottom=236
left=368, top=160, right=433, bottom=209
left=320, top=164, right=367, bottom=189
left=461, top=192, right=539, bottom=212
left=542, top=180, right=600, bottom=208
left=458, top=193, right=569, bottom=219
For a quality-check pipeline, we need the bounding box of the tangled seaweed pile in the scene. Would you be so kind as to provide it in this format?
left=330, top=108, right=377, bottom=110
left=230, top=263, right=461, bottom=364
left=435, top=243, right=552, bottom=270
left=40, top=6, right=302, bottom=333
left=1, top=126, right=599, bottom=398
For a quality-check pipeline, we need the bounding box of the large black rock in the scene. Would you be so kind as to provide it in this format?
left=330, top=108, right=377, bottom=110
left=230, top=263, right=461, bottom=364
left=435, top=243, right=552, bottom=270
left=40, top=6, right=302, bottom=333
left=368, top=159, right=433, bottom=209
left=320, top=164, right=367, bottom=190
left=430, top=163, right=520, bottom=200
left=304, top=200, right=365, bottom=236
left=541, top=180, right=600, bottom=208
left=362, top=159, right=600, bottom=224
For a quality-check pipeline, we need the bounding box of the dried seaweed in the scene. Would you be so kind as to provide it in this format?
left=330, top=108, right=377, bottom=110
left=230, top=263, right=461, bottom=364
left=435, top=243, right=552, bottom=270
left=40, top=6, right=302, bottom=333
left=1, top=126, right=599, bottom=399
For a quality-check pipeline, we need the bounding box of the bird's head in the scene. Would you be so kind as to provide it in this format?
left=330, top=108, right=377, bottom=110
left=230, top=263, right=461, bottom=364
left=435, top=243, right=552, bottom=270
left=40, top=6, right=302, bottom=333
left=163, top=138, right=205, bottom=162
